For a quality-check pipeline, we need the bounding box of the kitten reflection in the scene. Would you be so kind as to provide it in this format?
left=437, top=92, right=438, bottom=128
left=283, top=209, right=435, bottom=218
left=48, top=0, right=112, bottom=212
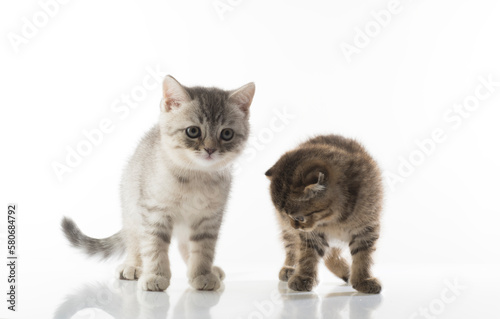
left=54, top=280, right=145, bottom=319
left=278, top=282, right=382, bottom=319
left=277, top=282, right=320, bottom=319
left=54, top=280, right=222, bottom=319
left=345, top=293, right=382, bottom=319
left=172, top=288, right=223, bottom=319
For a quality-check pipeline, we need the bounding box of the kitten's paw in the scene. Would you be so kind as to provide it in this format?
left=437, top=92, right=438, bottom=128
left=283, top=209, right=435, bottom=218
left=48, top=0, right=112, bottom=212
left=288, top=274, right=317, bottom=292
left=352, top=277, right=382, bottom=294
left=116, top=264, right=142, bottom=280
left=190, top=272, right=221, bottom=291
left=279, top=266, right=295, bottom=282
left=139, top=274, right=170, bottom=291
left=212, top=266, right=226, bottom=280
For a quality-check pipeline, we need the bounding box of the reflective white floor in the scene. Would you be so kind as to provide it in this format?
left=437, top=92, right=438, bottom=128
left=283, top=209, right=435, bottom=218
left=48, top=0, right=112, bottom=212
left=33, top=263, right=496, bottom=319
left=54, top=280, right=384, bottom=319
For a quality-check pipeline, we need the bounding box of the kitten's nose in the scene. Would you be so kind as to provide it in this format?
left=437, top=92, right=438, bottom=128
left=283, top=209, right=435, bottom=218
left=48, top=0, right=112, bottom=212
left=294, top=216, right=305, bottom=222
left=204, top=148, right=216, bottom=155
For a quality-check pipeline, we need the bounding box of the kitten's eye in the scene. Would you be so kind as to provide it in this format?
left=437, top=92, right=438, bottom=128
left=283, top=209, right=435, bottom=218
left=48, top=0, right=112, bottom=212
left=186, top=126, right=201, bottom=138
left=220, top=128, right=234, bottom=141
left=307, top=210, right=322, bottom=216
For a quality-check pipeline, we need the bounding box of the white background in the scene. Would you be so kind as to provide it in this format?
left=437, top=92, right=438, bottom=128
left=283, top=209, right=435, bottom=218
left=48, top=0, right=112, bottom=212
left=1, top=0, right=499, bottom=318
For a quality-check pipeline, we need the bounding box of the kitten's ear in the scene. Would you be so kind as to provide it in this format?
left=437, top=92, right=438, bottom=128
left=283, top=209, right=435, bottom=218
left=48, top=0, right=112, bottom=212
left=229, top=82, right=255, bottom=115
left=302, top=172, right=326, bottom=200
left=265, top=166, right=275, bottom=180
left=161, top=75, right=191, bottom=112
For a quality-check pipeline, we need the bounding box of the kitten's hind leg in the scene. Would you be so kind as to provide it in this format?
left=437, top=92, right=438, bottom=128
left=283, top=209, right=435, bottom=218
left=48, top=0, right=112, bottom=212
left=178, top=238, right=190, bottom=264
left=116, top=231, right=143, bottom=280
left=279, top=266, right=295, bottom=282
left=323, top=247, right=350, bottom=283
left=117, top=260, right=142, bottom=281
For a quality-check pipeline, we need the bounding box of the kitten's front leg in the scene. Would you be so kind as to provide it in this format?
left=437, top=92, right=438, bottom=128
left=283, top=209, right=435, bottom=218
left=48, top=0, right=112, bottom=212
left=187, top=213, right=224, bottom=291
left=288, top=232, right=327, bottom=291
left=349, top=227, right=382, bottom=294
left=279, top=229, right=299, bottom=282
left=138, top=213, right=173, bottom=291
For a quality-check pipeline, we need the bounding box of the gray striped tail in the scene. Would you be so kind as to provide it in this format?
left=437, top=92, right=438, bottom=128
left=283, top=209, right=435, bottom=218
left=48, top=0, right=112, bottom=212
left=61, top=217, right=125, bottom=259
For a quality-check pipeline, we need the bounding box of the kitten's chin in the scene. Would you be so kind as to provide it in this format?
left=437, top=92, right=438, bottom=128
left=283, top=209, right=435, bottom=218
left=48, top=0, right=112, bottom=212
left=194, top=157, right=221, bottom=168
left=162, top=144, right=236, bottom=172
left=190, top=154, right=234, bottom=171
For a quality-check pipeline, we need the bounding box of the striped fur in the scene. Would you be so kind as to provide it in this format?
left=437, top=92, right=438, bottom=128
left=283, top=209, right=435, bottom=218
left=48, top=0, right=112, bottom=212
left=61, top=76, right=255, bottom=291
left=266, top=135, right=383, bottom=293
left=61, top=217, right=125, bottom=259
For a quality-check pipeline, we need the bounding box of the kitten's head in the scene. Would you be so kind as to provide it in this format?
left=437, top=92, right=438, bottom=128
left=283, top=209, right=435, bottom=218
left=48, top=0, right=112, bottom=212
left=265, top=152, right=335, bottom=232
left=159, top=75, right=255, bottom=171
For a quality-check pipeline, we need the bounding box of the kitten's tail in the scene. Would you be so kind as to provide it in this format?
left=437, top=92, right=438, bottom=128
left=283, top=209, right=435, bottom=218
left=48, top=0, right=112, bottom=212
left=61, top=217, right=125, bottom=259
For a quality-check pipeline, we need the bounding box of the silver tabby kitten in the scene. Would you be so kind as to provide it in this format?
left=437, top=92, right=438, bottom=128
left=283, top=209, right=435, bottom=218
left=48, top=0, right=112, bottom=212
left=62, top=75, right=255, bottom=291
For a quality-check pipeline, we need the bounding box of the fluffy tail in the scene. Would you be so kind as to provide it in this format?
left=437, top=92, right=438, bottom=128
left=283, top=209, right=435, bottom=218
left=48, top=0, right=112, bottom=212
left=61, top=217, right=125, bottom=259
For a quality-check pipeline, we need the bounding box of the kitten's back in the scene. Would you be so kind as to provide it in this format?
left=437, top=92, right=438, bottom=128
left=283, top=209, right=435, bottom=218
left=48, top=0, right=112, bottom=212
left=300, top=134, right=367, bottom=155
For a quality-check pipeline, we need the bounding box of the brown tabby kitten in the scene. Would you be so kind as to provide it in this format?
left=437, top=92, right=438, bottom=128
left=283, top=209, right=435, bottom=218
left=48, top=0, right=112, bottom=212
left=265, top=135, right=383, bottom=293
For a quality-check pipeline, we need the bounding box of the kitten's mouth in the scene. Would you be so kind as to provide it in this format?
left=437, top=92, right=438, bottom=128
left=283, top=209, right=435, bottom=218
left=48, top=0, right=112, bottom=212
left=195, top=153, right=221, bottom=165
left=203, top=154, right=215, bottom=160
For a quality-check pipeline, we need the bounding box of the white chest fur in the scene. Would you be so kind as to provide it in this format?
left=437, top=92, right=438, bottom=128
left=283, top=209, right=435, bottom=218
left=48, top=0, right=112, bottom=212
left=325, top=226, right=350, bottom=248
left=143, top=163, right=231, bottom=217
